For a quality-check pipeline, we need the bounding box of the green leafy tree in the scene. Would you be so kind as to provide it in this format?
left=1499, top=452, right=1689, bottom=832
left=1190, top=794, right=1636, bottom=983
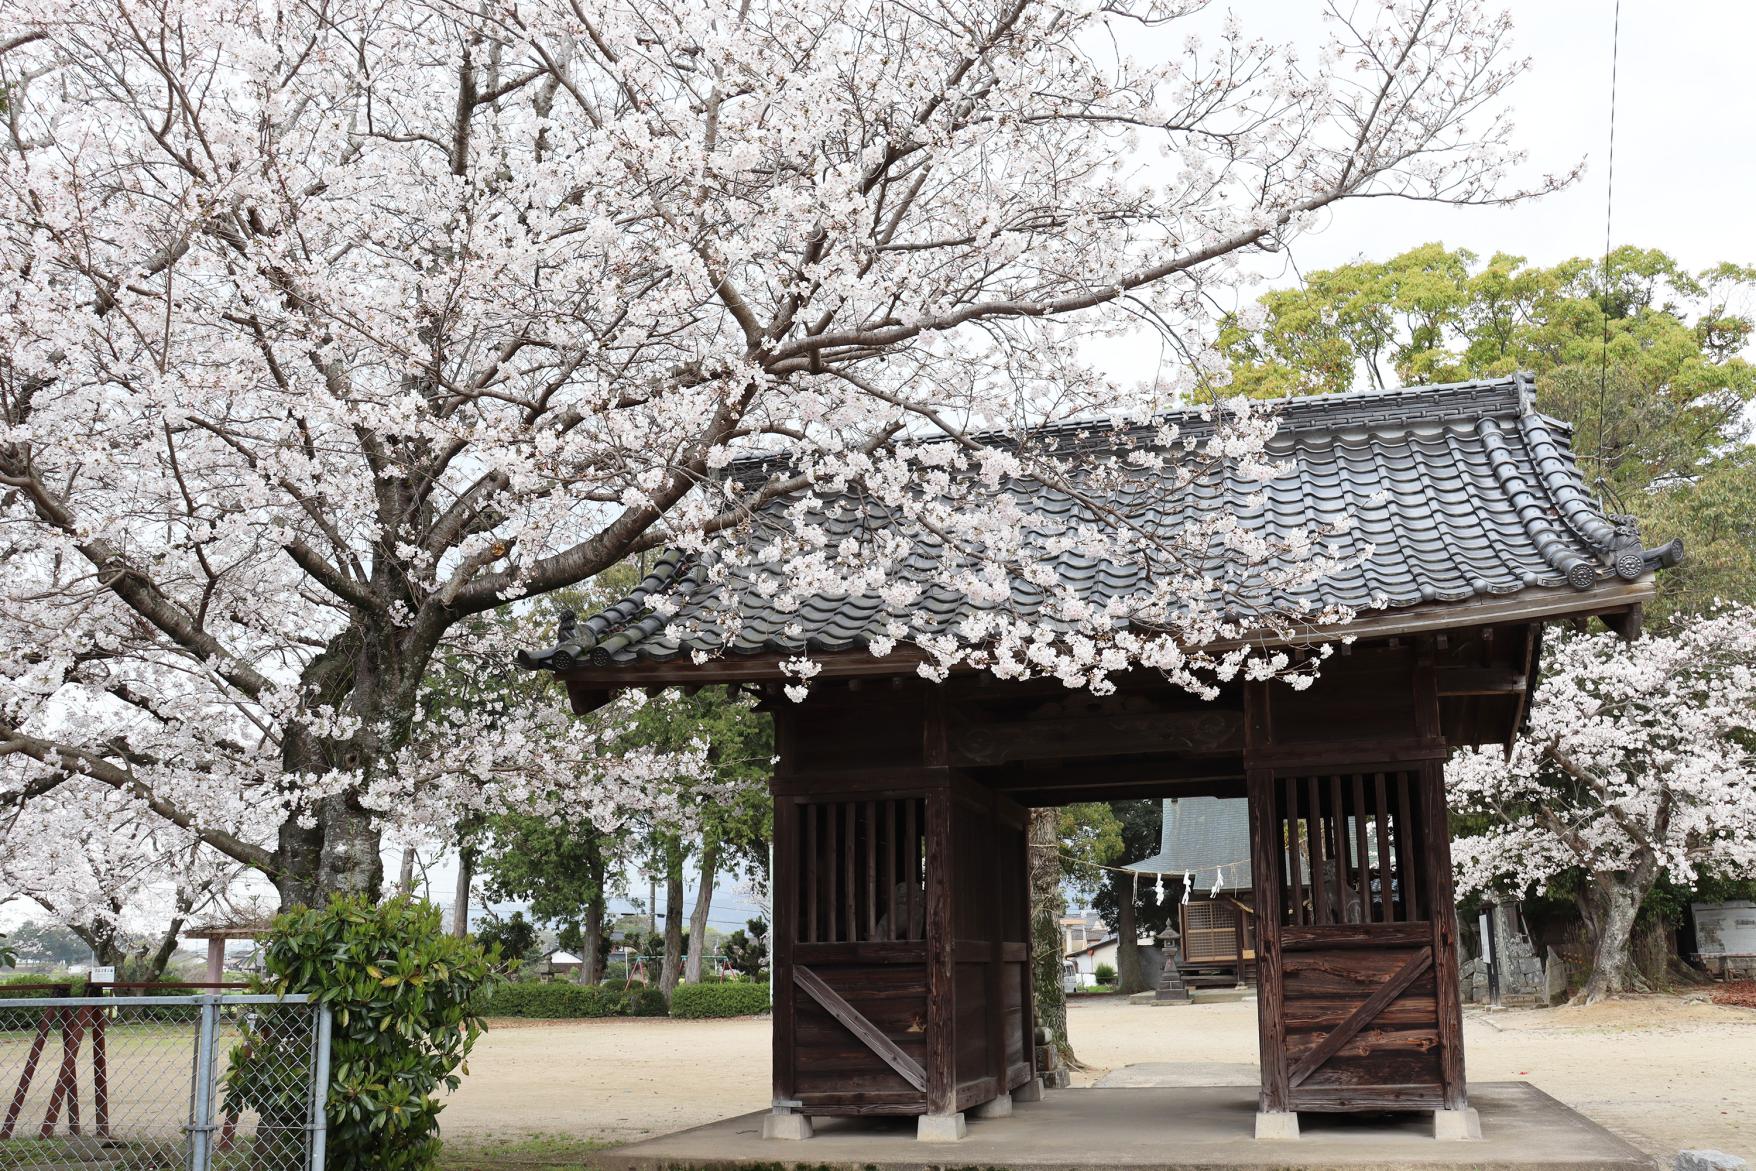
left=1091, top=800, right=1177, bottom=995
left=233, top=894, right=498, bottom=1171
left=721, top=918, right=769, bottom=980
left=3, top=920, right=91, bottom=968
left=1222, top=244, right=1756, bottom=614
left=474, top=911, right=540, bottom=971
left=478, top=816, right=623, bottom=984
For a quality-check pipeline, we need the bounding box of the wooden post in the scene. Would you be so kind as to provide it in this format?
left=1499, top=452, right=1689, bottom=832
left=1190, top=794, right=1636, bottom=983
left=205, top=937, right=224, bottom=985
left=2, top=1005, right=56, bottom=1139
left=924, top=787, right=956, bottom=1117
left=1414, top=644, right=1467, bottom=1111
left=1246, top=768, right=1289, bottom=1115
left=1420, top=758, right=1468, bottom=1110
left=771, top=794, right=800, bottom=1112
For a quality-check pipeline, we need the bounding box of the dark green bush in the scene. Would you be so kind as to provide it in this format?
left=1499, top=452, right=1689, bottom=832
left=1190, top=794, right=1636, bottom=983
left=0, top=973, right=86, bottom=997
left=1093, top=962, right=1117, bottom=986
left=669, top=981, right=771, bottom=1019
left=482, top=980, right=668, bottom=1018
left=228, top=894, right=498, bottom=1171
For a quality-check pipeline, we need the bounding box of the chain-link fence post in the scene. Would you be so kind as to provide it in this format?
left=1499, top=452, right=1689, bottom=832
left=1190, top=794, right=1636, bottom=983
left=187, top=996, right=221, bottom=1171
left=308, top=1004, right=331, bottom=1171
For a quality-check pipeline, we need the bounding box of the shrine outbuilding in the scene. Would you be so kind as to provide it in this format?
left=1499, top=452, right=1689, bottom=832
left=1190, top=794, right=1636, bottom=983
left=519, top=375, right=1678, bottom=1144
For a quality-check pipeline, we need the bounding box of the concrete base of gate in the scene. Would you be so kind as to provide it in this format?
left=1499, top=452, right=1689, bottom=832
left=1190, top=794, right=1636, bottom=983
left=597, top=1082, right=1650, bottom=1171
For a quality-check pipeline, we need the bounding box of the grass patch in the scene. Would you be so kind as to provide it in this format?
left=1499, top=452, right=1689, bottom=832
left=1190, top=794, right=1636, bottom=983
left=439, top=1132, right=620, bottom=1170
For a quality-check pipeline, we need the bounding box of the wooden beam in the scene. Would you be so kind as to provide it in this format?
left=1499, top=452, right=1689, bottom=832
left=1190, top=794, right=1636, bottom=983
left=793, top=966, right=926, bottom=1092
left=1435, top=667, right=1528, bottom=696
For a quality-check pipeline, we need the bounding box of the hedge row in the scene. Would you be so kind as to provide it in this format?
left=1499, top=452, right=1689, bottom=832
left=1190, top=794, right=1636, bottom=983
left=668, top=982, right=771, bottom=1019
left=481, top=981, right=668, bottom=1019
left=0, top=974, right=87, bottom=997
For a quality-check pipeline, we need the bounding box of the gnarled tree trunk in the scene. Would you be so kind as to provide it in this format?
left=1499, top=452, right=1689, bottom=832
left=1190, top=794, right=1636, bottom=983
left=1576, top=856, right=1659, bottom=1004
left=1028, top=807, right=1077, bottom=1065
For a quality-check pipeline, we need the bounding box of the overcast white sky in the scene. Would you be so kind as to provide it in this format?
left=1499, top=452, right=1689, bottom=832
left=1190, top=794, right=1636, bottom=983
left=14, top=1, right=1752, bottom=948
left=1265, top=0, right=1756, bottom=275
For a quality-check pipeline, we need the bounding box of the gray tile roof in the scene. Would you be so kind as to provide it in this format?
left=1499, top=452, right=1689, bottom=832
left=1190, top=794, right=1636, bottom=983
left=518, top=375, right=1680, bottom=671
left=1124, top=798, right=1253, bottom=890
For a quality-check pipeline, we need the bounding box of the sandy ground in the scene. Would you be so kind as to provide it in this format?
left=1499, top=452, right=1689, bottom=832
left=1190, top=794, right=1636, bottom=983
left=440, top=994, right=1756, bottom=1161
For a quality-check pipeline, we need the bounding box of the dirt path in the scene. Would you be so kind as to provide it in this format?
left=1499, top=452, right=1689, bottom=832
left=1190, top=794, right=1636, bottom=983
left=443, top=994, right=1756, bottom=1161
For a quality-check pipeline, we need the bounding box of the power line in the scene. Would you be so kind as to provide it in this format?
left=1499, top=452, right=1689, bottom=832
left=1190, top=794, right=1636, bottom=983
left=1594, top=0, right=1623, bottom=475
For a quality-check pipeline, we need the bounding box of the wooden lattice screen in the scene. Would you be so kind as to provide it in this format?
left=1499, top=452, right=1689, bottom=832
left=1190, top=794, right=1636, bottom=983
left=1273, top=771, right=1424, bottom=928
left=796, top=798, right=927, bottom=943
left=1182, top=900, right=1240, bottom=964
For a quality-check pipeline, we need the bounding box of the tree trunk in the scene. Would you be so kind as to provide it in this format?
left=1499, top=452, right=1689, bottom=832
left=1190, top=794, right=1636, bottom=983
left=1028, top=807, right=1077, bottom=1065
left=397, top=847, right=418, bottom=895
left=1114, top=874, right=1148, bottom=994
left=685, top=837, right=720, bottom=984
left=660, top=848, right=685, bottom=998
left=577, top=836, right=608, bottom=985
left=1577, top=864, right=1658, bottom=1004
left=580, top=891, right=606, bottom=985
left=452, top=844, right=474, bottom=938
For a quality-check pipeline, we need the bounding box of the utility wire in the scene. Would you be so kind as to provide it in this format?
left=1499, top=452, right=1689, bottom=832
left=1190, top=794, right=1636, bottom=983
left=1594, top=0, right=1623, bottom=476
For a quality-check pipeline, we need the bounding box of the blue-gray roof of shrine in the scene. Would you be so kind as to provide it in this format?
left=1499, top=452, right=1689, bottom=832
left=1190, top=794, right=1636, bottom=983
left=519, top=374, right=1680, bottom=671
left=1123, top=798, right=1254, bottom=890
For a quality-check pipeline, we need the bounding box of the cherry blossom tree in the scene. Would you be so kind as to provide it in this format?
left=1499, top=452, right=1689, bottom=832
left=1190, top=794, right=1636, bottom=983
left=1448, top=608, right=1756, bottom=1003
left=0, top=783, right=239, bottom=978
left=1, top=0, right=1560, bottom=908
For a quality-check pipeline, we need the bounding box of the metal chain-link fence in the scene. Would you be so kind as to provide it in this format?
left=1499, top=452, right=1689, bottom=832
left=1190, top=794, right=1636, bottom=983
left=0, top=995, right=329, bottom=1171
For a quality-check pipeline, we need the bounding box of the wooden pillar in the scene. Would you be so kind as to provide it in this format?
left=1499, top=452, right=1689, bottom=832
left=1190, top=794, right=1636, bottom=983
left=922, top=689, right=958, bottom=1117
left=1414, top=645, right=1468, bottom=1111
left=1246, top=767, right=1289, bottom=1114
left=770, top=794, right=800, bottom=1112
left=1243, top=681, right=1290, bottom=1116
left=205, top=938, right=224, bottom=985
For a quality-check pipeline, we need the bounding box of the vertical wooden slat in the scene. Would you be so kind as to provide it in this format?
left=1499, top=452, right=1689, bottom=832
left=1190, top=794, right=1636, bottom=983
left=865, top=800, right=878, bottom=941
left=905, top=798, right=919, bottom=940
left=804, top=802, right=819, bottom=943
left=1306, top=776, right=1328, bottom=925
left=1395, top=772, right=1420, bottom=920
left=1373, top=773, right=1394, bottom=923
left=883, top=799, right=897, bottom=942
left=1329, top=775, right=1348, bottom=922
left=844, top=802, right=857, bottom=943
left=826, top=802, right=839, bottom=944
left=1284, top=774, right=1303, bottom=926
left=1352, top=773, right=1371, bottom=923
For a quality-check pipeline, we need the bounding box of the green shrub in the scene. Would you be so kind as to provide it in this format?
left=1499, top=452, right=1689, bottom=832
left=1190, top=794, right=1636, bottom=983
left=1093, top=962, right=1117, bottom=986
left=0, top=973, right=86, bottom=997
left=669, top=981, right=771, bottom=1019
left=482, top=979, right=670, bottom=1018
left=228, top=894, right=498, bottom=1171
